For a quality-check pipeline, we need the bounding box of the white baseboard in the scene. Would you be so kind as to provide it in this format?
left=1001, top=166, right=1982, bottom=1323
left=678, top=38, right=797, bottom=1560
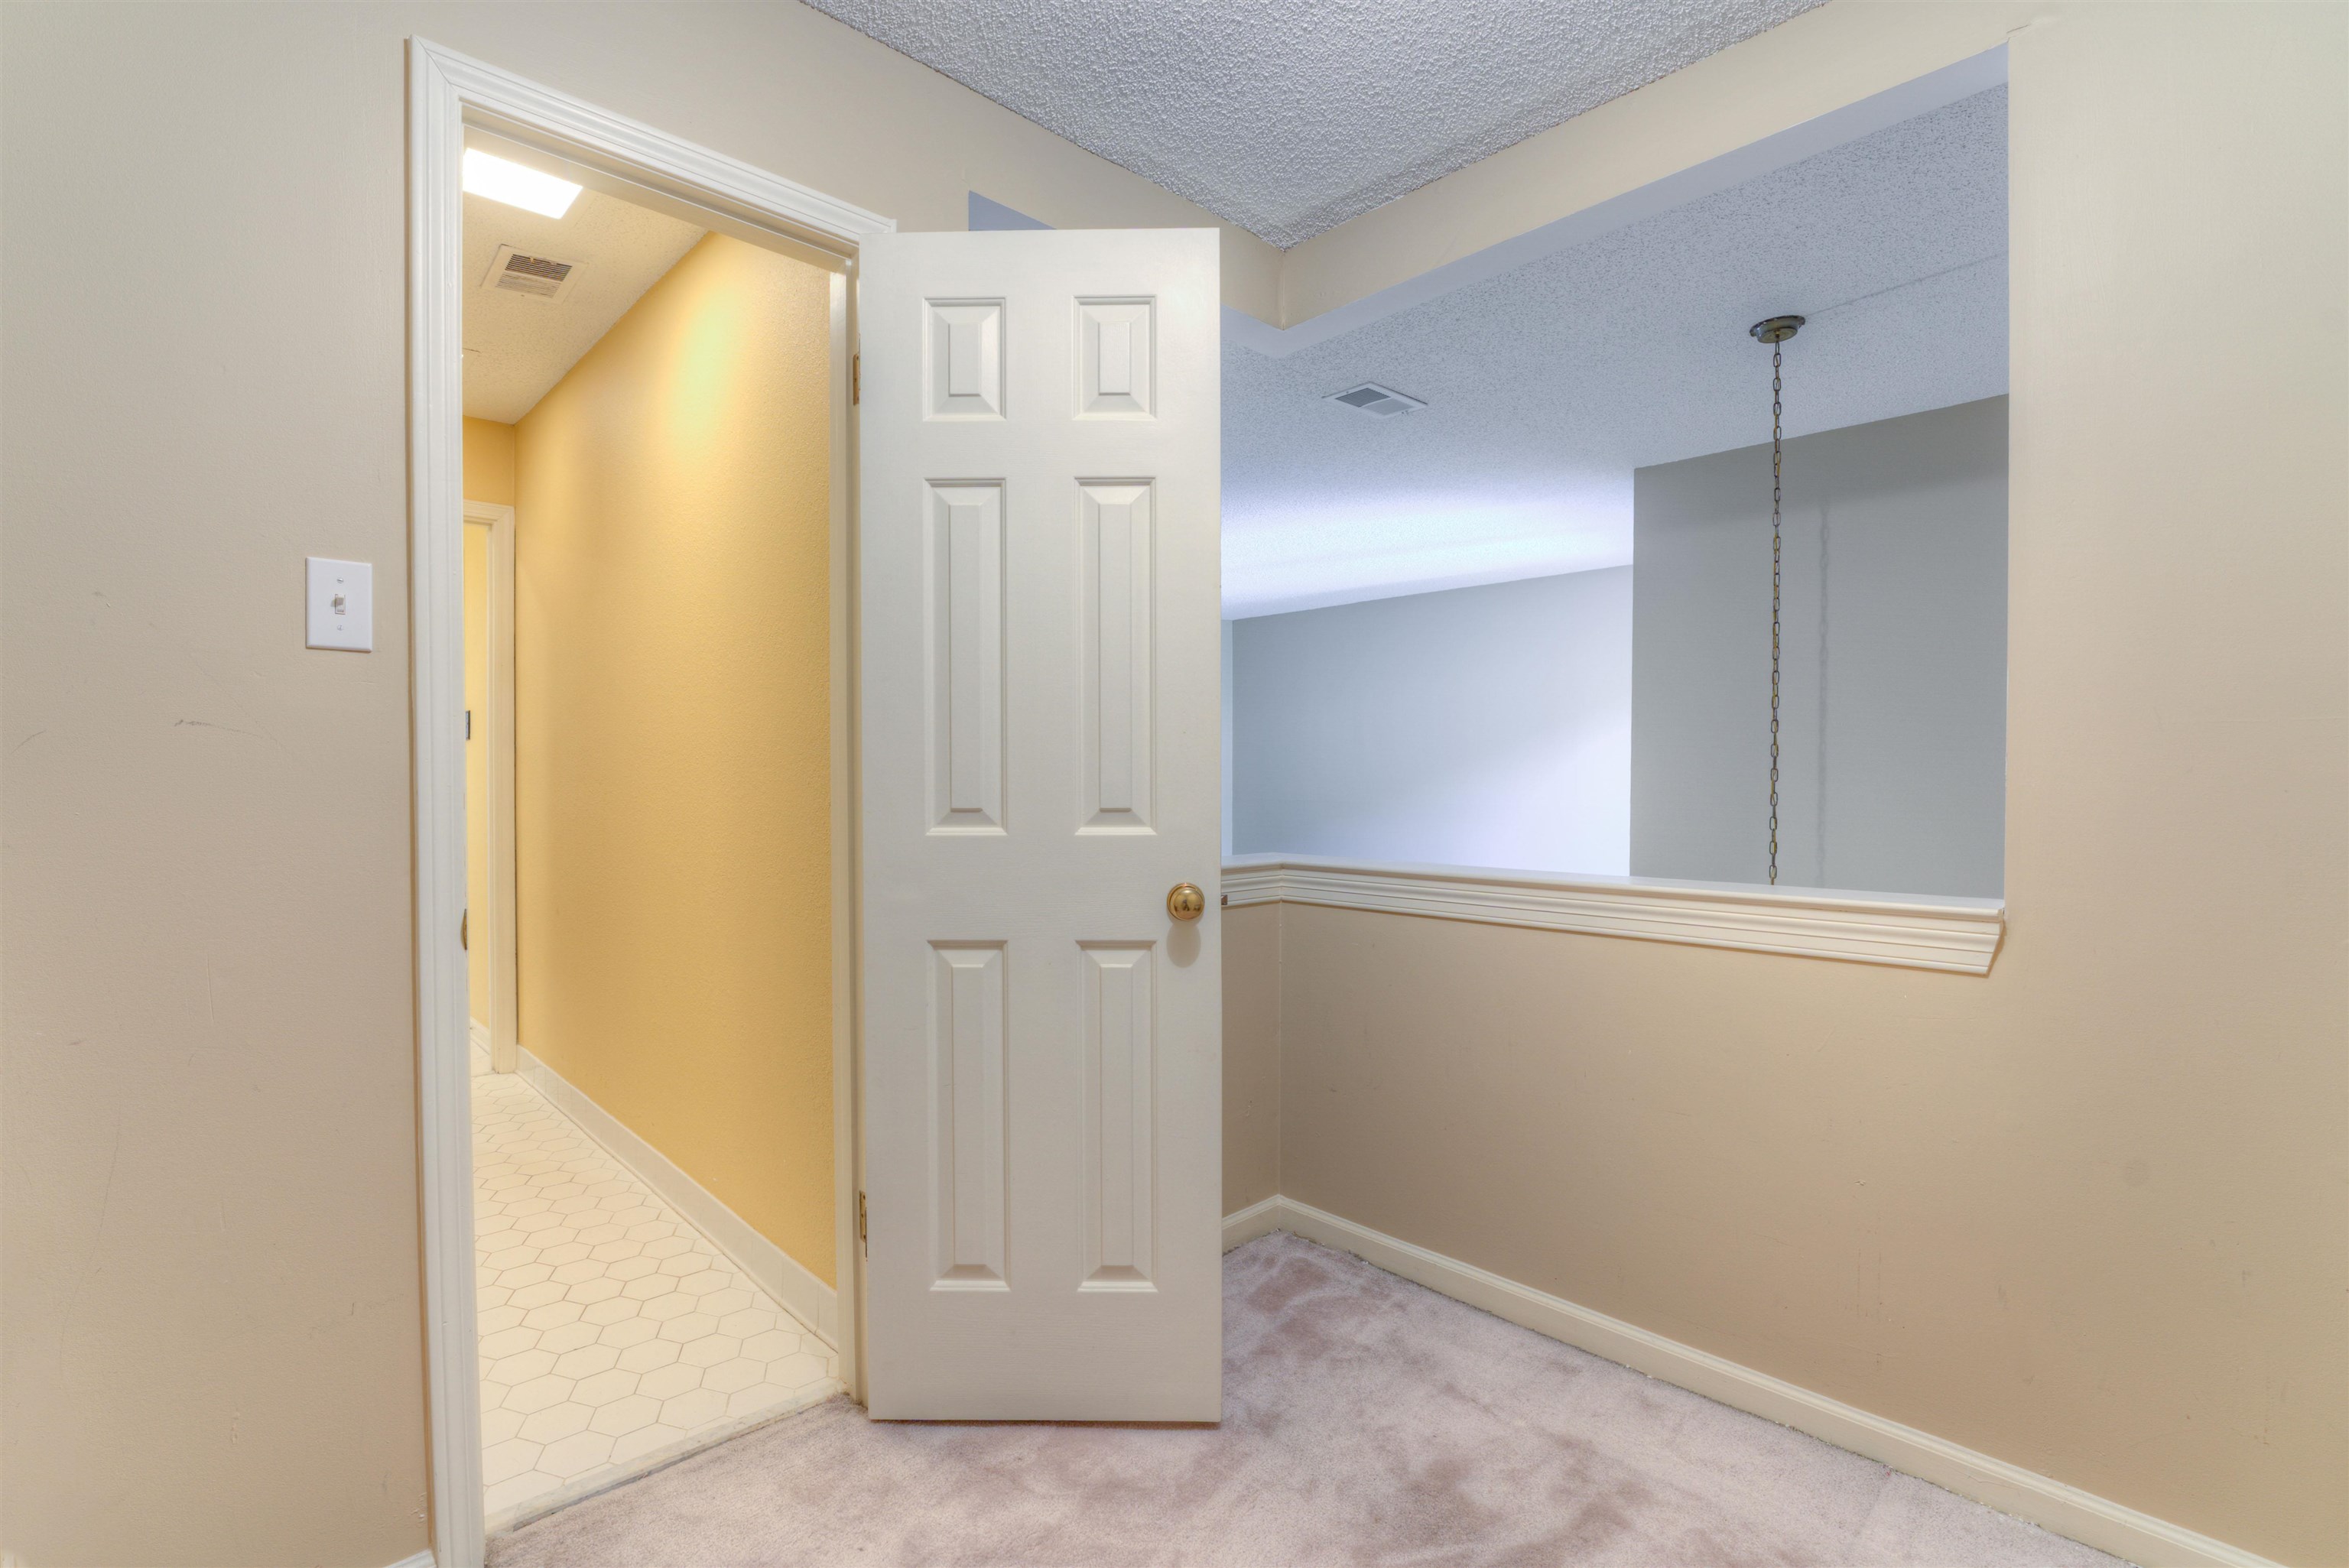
left=384, top=1551, right=436, bottom=1568
left=469, top=1018, right=490, bottom=1054
left=514, top=1046, right=839, bottom=1348
left=1221, top=1194, right=1285, bottom=1251
left=1223, top=1196, right=2277, bottom=1568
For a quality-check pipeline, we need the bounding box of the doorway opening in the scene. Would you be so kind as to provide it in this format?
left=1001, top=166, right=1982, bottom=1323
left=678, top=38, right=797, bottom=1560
left=411, top=41, right=885, bottom=1567
left=417, top=42, right=1231, bottom=1565
left=458, top=140, right=846, bottom=1532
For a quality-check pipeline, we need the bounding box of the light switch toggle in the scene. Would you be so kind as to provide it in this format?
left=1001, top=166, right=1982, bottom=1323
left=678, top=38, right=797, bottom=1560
left=307, top=558, right=373, bottom=651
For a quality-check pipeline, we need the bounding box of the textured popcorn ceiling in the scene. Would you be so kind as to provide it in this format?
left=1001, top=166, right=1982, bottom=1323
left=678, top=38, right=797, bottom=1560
left=1223, top=86, right=2009, bottom=618
left=804, top=0, right=1824, bottom=247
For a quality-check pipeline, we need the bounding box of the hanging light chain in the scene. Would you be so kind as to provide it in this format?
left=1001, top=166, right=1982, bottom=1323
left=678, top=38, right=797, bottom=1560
left=1749, top=314, right=1802, bottom=888
left=1769, top=341, right=1782, bottom=887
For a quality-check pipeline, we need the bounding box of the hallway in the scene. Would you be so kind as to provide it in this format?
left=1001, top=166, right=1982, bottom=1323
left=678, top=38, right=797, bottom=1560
left=472, top=1060, right=842, bottom=1531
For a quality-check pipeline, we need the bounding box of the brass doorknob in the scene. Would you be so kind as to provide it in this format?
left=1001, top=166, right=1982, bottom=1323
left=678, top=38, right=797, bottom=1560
left=1166, top=882, right=1207, bottom=922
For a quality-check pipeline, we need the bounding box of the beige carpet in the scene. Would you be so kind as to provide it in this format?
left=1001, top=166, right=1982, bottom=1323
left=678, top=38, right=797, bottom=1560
left=489, top=1232, right=2125, bottom=1566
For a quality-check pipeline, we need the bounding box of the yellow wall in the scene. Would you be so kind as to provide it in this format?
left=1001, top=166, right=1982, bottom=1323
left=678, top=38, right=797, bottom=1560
left=515, top=233, right=837, bottom=1287
left=463, top=414, right=517, bottom=506
left=463, top=521, right=490, bottom=1026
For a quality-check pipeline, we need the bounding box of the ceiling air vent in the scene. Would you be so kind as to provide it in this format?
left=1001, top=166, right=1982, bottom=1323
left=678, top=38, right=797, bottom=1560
left=1327, top=381, right=1427, bottom=418
left=482, top=243, right=581, bottom=302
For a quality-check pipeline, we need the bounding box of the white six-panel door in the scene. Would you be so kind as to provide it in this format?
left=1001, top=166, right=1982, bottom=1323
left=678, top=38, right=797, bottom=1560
left=858, top=229, right=1222, bottom=1420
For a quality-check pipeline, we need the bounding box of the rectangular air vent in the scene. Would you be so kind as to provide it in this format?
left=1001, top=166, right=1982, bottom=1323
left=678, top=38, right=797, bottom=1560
left=482, top=243, right=580, bottom=302
left=1327, top=381, right=1426, bottom=417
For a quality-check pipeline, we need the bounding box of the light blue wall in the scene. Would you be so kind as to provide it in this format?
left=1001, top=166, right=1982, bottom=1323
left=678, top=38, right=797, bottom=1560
left=1630, top=396, right=2007, bottom=896
left=967, top=192, right=1052, bottom=230
left=1220, top=618, right=1234, bottom=859
left=1230, top=568, right=1632, bottom=874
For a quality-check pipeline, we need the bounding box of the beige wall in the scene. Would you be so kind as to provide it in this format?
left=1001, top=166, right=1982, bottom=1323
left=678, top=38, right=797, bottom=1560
left=4, top=1, right=2340, bottom=1564
left=1220, top=904, right=1282, bottom=1215
left=512, top=232, right=839, bottom=1287
left=0, top=6, right=1267, bottom=1564
left=1240, top=5, right=2349, bottom=1561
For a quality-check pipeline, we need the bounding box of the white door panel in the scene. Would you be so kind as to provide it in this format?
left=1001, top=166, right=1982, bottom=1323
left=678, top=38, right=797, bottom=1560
left=859, top=229, right=1221, bottom=1420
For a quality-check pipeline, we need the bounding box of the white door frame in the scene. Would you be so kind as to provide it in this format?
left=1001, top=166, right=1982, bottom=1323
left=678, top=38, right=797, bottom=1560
left=461, top=500, right=517, bottom=1073
left=408, top=38, right=892, bottom=1568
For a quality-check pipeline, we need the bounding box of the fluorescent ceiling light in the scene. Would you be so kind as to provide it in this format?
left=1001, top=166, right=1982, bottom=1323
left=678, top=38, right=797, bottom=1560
left=463, top=149, right=580, bottom=219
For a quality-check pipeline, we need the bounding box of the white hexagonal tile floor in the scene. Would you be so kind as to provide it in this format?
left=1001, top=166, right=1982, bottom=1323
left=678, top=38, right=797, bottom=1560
left=473, top=1058, right=842, bottom=1533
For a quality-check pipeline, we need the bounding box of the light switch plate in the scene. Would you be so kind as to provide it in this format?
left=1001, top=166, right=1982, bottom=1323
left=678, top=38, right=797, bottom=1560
left=307, top=557, right=373, bottom=651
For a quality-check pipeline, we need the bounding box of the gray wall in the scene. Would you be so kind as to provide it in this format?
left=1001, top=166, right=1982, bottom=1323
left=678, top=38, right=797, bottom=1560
left=1631, top=395, right=2006, bottom=895
left=1233, top=567, right=1631, bottom=873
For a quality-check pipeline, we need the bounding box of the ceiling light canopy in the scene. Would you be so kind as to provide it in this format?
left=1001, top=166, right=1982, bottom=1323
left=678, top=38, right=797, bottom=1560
left=463, top=149, right=580, bottom=219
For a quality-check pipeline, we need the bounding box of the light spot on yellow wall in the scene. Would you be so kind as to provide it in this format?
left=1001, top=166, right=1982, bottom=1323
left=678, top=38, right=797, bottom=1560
left=515, top=233, right=837, bottom=1285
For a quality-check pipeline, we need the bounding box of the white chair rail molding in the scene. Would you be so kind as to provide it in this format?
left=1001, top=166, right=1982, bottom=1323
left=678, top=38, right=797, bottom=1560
left=1221, top=854, right=2006, bottom=975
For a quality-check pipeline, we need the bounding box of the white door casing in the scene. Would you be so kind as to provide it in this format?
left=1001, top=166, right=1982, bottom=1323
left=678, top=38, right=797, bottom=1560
left=463, top=501, right=518, bottom=1076
left=858, top=228, right=1223, bottom=1420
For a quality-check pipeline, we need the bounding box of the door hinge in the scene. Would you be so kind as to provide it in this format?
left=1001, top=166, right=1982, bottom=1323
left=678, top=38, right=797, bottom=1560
left=856, top=1190, right=869, bottom=1254
left=851, top=352, right=860, bottom=406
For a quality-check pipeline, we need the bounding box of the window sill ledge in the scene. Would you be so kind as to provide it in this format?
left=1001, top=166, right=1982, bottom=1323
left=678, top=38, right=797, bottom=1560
left=1220, top=854, right=2004, bottom=975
